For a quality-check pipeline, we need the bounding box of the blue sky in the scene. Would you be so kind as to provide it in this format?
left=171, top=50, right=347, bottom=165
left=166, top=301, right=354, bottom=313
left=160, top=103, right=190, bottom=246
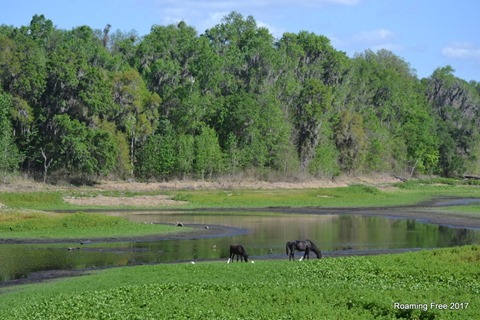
left=2, top=0, right=479, bottom=81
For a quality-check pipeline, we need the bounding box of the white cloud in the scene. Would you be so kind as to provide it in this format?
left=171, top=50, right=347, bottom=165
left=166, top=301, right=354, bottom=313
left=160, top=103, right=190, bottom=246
left=332, top=28, right=403, bottom=54
left=442, top=42, right=480, bottom=59
left=144, top=0, right=361, bottom=32
left=257, top=20, right=285, bottom=39
left=352, top=28, right=394, bottom=43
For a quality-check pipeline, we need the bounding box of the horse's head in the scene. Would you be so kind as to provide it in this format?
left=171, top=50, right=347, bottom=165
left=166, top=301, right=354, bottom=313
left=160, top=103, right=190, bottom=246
left=243, top=254, right=249, bottom=262
left=315, top=252, right=323, bottom=259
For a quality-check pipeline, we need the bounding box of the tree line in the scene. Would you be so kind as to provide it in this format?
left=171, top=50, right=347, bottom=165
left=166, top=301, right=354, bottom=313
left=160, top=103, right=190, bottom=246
left=1, top=12, right=479, bottom=183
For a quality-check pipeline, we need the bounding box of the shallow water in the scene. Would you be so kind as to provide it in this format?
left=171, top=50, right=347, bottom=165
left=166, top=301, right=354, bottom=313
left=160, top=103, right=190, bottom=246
left=1, top=212, right=479, bottom=282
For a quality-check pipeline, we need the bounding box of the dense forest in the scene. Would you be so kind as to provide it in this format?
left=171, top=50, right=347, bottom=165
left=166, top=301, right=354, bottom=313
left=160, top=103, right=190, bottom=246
left=1, top=12, right=480, bottom=183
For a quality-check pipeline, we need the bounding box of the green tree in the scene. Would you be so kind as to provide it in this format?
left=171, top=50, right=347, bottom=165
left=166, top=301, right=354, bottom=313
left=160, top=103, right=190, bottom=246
left=308, top=125, right=339, bottom=178
left=41, top=26, right=114, bottom=125
left=276, top=31, right=348, bottom=173
left=294, top=79, right=333, bottom=170
left=0, top=93, right=22, bottom=178
left=51, top=114, right=117, bottom=176
left=98, top=120, right=133, bottom=179
left=333, top=110, right=367, bottom=172
left=425, top=66, right=480, bottom=176
left=111, top=68, right=160, bottom=166
left=176, top=134, right=195, bottom=179
left=346, top=49, right=438, bottom=175
left=194, top=126, right=223, bottom=179
left=135, top=124, right=176, bottom=179
left=136, top=21, right=198, bottom=99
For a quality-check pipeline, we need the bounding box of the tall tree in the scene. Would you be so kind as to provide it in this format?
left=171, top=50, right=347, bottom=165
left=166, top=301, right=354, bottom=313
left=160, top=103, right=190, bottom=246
left=425, top=66, right=480, bottom=176
left=194, top=126, right=223, bottom=179
left=111, top=68, right=160, bottom=167
left=0, top=93, right=22, bottom=178
left=294, top=79, right=333, bottom=170
left=50, top=114, right=117, bottom=176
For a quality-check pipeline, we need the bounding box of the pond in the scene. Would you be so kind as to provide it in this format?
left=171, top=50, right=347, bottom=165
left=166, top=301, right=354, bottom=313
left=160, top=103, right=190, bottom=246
left=1, top=211, right=479, bottom=282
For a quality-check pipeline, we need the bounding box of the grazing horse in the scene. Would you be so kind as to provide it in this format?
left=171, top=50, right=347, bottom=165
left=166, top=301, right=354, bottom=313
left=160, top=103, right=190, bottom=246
left=228, top=244, right=249, bottom=263
left=286, top=239, right=322, bottom=261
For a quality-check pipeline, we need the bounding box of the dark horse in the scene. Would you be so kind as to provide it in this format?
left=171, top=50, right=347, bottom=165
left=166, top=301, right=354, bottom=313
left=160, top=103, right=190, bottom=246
left=228, top=244, right=249, bottom=263
left=286, top=239, right=322, bottom=261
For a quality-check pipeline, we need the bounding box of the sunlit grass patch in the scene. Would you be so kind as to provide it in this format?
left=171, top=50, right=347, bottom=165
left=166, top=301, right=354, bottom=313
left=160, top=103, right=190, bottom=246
left=0, top=192, right=66, bottom=209
left=167, top=185, right=412, bottom=208
left=0, top=211, right=189, bottom=239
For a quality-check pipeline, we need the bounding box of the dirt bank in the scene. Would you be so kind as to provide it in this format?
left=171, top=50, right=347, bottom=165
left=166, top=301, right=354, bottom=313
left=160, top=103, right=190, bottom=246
left=0, top=173, right=401, bottom=193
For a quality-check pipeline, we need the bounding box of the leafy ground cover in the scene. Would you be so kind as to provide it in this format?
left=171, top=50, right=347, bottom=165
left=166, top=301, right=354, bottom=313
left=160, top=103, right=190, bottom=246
left=0, top=245, right=478, bottom=319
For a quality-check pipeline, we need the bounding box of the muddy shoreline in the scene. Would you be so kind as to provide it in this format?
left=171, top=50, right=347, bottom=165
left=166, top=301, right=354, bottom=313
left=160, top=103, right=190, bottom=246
left=1, top=197, right=480, bottom=288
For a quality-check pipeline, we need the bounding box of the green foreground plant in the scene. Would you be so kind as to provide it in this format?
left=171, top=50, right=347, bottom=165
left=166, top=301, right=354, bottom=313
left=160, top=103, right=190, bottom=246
left=0, top=245, right=478, bottom=319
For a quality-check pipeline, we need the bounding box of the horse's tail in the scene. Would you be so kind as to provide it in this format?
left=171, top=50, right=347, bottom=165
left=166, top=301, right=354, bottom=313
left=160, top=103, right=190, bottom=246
left=286, top=242, right=290, bottom=255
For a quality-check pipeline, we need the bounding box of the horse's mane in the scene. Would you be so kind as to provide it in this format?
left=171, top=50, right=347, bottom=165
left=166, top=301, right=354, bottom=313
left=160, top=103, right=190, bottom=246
left=306, top=239, right=321, bottom=255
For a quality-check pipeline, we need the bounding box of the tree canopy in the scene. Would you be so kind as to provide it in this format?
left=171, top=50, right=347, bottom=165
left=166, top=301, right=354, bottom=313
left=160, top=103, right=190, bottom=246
left=1, top=13, right=479, bottom=182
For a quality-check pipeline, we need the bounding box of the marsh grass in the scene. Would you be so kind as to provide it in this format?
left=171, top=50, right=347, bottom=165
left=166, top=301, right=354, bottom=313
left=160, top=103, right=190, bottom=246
left=1, top=245, right=478, bottom=319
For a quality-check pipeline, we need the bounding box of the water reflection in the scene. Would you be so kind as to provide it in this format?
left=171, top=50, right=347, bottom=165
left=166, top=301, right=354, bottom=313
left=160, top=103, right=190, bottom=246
left=1, top=212, right=479, bottom=282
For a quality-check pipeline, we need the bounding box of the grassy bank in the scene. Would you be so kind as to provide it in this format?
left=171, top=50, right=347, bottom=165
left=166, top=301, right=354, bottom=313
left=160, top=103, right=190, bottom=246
left=0, top=245, right=478, bottom=319
left=0, top=210, right=190, bottom=240
left=1, top=180, right=479, bottom=240
left=0, top=181, right=479, bottom=211
left=167, top=183, right=480, bottom=209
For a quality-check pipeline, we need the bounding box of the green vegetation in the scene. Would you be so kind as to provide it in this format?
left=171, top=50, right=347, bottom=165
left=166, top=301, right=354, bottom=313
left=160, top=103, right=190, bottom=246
left=0, top=210, right=189, bottom=239
left=436, top=203, right=480, bottom=218
left=0, top=180, right=478, bottom=318
left=1, top=13, right=480, bottom=183
left=166, top=183, right=479, bottom=209
left=0, top=182, right=479, bottom=211
left=0, top=245, right=478, bottom=319
left=0, top=192, right=65, bottom=209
